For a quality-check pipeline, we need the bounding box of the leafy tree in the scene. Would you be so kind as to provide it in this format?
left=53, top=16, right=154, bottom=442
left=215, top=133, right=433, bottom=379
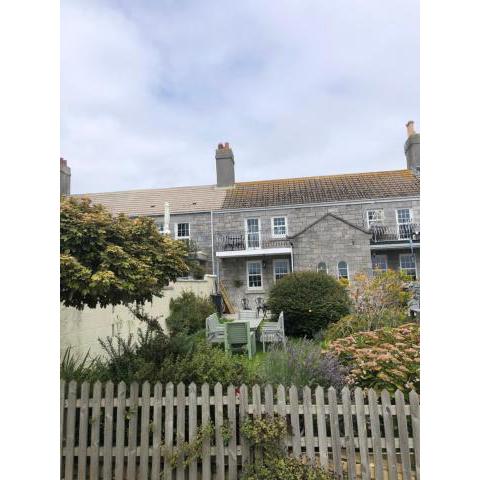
left=268, top=271, right=350, bottom=337
left=61, top=197, right=189, bottom=309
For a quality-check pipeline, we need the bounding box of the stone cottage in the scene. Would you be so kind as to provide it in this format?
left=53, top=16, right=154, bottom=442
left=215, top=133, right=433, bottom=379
left=65, top=122, right=420, bottom=311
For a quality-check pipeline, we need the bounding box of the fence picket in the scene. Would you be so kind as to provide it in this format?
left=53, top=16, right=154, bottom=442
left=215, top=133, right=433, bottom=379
left=201, top=383, right=211, bottom=480
left=78, top=382, right=90, bottom=480
left=289, top=385, right=301, bottom=457
left=253, top=384, right=263, bottom=463
left=164, top=382, right=175, bottom=480
left=303, top=386, right=315, bottom=461
left=89, top=381, right=102, bottom=480
left=215, top=383, right=225, bottom=480
left=264, top=384, right=274, bottom=415
left=127, top=382, right=139, bottom=480
left=354, top=388, right=371, bottom=480
left=115, top=382, right=127, bottom=480
left=409, top=390, right=420, bottom=480
left=342, top=387, right=357, bottom=480
left=177, top=383, right=186, bottom=479
left=276, top=385, right=287, bottom=453
left=368, top=389, right=384, bottom=480
left=239, top=385, right=250, bottom=467
left=64, top=381, right=77, bottom=480
left=328, top=387, right=343, bottom=479
left=151, top=383, right=163, bottom=480
left=227, top=385, right=237, bottom=480
left=381, top=390, right=398, bottom=479
left=395, top=390, right=411, bottom=480
left=103, top=381, right=114, bottom=480
left=188, top=383, right=198, bottom=480
left=139, top=382, right=151, bottom=480
left=315, top=386, right=328, bottom=469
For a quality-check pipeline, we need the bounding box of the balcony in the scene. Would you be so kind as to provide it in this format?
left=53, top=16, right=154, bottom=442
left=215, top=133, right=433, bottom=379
left=370, top=223, right=420, bottom=248
left=215, top=231, right=292, bottom=258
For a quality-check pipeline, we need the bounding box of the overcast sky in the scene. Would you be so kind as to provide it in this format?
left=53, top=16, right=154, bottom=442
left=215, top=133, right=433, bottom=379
left=61, top=0, right=419, bottom=194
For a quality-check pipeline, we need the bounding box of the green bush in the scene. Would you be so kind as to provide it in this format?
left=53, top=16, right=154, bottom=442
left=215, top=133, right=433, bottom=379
left=60, top=346, right=106, bottom=383
left=268, top=271, right=350, bottom=337
left=328, top=323, right=420, bottom=393
left=167, top=291, right=215, bottom=336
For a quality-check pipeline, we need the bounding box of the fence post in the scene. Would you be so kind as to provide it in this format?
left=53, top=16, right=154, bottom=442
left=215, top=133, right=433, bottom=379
left=367, top=389, right=384, bottom=480
left=78, top=381, right=90, bottom=480
left=253, top=384, right=263, bottom=463
left=139, top=381, right=151, bottom=480
left=164, top=382, right=175, bottom=480
left=115, top=382, right=127, bottom=480
left=151, top=383, right=163, bottom=480
left=201, top=383, right=211, bottom=480
left=328, top=387, right=343, bottom=479
left=188, top=383, right=198, bottom=480
left=289, top=385, right=301, bottom=457
left=276, top=385, right=287, bottom=454
left=64, top=380, right=77, bottom=480
left=395, top=390, right=412, bottom=479
left=127, top=382, right=139, bottom=480
left=103, top=381, right=114, bottom=480
left=214, top=383, right=225, bottom=480
left=239, top=385, right=250, bottom=467
left=303, top=386, right=315, bottom=462
left=227, top=385, right=237, bottom=480
left=177, top=383, right=187, bottom=479
left=381, top=389, right=398, bottom=480
left=60, top=380, right=65, bottom=476
left=409, top=390, right=420, bottom=479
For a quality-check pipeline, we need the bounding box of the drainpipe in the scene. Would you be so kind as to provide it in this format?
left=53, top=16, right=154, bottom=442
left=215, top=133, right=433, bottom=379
left=289, top=240, right=295, bottom=272
left=210, top=210, right=215, bottom=276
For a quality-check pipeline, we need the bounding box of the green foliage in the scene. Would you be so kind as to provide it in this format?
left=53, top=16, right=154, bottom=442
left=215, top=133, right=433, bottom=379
left=166, top=291, right=216, bottom=336
left=60, top=197, right=189, bottom=309
left=240, top=415, right=335, bottom=480
left=258, top=339, right=349, bottom=390
left=328, top=323, right=420, bottom=393
left=268, top=271, right=350, bottom=337
left=60, top=347, right=106, bottom=383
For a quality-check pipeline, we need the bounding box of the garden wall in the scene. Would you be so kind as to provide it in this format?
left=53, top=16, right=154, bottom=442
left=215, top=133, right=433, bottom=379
left=60, top=275, right=217, bottom=359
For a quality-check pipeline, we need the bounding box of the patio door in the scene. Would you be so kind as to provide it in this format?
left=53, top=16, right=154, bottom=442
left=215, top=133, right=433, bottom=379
left=246, top=218, right=260, bottom=249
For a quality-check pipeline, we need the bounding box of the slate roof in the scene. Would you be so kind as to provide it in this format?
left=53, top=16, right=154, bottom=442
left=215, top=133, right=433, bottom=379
left=73, top=185, right=227, bottom=216
left=74, top=169, right=419, bottom=216
left=221, top=170, right=419, bottom=209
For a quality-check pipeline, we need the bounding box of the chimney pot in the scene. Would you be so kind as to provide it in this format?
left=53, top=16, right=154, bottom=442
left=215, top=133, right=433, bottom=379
left=406, top=120, right=416, bottom=138
left=215, top=142, right=235, bottom=187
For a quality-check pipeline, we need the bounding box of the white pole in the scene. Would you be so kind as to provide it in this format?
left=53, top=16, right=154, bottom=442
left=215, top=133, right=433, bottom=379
left=164, top=201, right=171, bottom=235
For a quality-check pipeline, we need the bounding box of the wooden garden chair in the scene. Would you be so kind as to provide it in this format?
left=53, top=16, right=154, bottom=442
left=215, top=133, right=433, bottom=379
left=224, top=321, right=256, bottom=359
left=205, top=313, right=225, bottom=344
left=259, top=311, right=286, bottom=352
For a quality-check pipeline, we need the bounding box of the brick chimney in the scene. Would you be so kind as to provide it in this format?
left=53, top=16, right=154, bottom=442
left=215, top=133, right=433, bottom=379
left=60, top=157, right=71, bottom=195
left=404, top=121, right=420, bottom=174
left=215, top=142, right=235, bottom=187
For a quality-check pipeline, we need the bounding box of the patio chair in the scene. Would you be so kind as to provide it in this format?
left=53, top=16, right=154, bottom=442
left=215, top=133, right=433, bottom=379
left=224, top=321, right=256, bottom=359
left=259, top=311, right=286, bottom=352
left=205, top=313, right=225, bottom=344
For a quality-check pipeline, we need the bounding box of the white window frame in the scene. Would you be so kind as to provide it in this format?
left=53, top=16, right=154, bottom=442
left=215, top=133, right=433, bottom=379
left=271, top=216, right=288, bottom=238
left=366, top=209, right=385, bottom=229
left=158, top=222, right=165, bottom=234
left=273, top=258, right=290, bottom=283
left=399, top=253, right=417, bottom=279
left=337, top=261, right=349, bottom=280
left=246, top=260, right=263, bottom=290
left=245, top=218, right=261, bottom=249
left=396, top=208, right=413, bottom=240
left=175, top=222, right=190, bottom=240
left=317, top=262, right=328, bottom=273
left=372, top=254, right=388, bottom=273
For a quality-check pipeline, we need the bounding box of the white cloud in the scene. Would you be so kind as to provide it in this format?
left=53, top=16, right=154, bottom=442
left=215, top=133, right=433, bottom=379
left=61, top=0, right=419, bottom=193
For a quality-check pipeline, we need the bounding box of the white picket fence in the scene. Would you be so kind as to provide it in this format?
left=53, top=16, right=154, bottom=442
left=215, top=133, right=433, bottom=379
left=61, top=381, right=420, bottom=479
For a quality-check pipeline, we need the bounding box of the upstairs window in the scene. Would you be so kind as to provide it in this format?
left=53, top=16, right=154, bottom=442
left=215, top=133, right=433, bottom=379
left=396, top=209, right=413, bottom=239
left=176, top=223, right=190, bottom=239
left=158, top=223, right=164, bottom=234
left=317, top=262, right=328, bottom=273
left=271, top=217, right=287, bottom=237
left=366, top=209, right=384, bottom=228
left=337, top=261, right=349, bottom=280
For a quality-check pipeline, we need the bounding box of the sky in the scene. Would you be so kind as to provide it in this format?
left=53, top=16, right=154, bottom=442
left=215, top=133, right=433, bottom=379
left=61, top=0, right=419, bottom=194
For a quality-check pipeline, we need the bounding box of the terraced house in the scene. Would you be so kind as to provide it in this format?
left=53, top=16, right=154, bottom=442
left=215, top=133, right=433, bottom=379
left=65, top=121, right=420, bottom=312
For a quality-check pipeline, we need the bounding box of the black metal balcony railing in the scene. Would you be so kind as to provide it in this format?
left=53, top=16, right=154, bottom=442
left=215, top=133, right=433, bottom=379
left=370, top=223, right=420, bottom=243
left=215, top=231, right=291, bottom=252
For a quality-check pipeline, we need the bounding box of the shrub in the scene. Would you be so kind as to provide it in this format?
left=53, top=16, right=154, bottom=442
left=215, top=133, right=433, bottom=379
left=323, top=310, right=409, bottom=342
left=60, top=346, right=106, bottom=383
left=268, top=271, right=350, bottom=337
left=259, top=338, right=349, bottom=390
left=167, top=291, right=215, bottom=336
left=328, top=323, right=420, bottom=393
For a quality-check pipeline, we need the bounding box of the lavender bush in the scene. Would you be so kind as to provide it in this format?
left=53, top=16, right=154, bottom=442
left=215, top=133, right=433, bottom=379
left=258, top=338, right=349, bottom=390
